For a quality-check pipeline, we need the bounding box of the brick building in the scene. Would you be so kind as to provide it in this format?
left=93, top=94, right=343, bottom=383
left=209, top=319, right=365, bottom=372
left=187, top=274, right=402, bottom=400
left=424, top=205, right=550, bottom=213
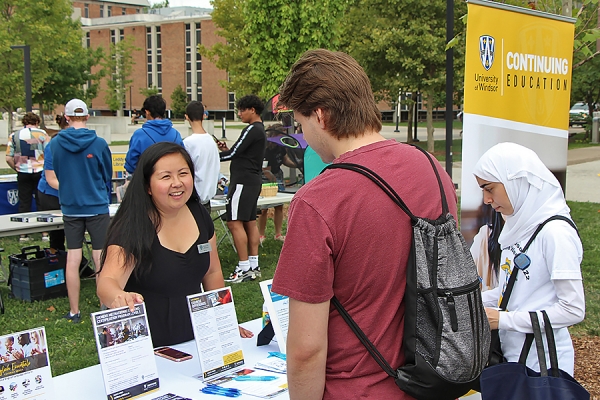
left=71, top=0, right=235, bottom=118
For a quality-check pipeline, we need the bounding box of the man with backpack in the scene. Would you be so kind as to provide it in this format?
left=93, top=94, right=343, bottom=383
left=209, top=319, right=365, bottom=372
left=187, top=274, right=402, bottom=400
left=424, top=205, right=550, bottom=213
left=271, top=50, right=468, bottom=399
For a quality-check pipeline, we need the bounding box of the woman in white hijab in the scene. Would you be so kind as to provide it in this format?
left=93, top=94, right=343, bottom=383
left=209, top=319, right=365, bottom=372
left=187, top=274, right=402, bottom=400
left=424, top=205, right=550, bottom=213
left=473, top=142, right=585, bottom=375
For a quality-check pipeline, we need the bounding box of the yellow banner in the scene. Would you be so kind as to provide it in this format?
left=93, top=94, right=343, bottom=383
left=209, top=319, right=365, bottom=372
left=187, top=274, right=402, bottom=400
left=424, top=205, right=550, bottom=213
left=112, top=153, right=126, bottom=178
left=464, top=2, right=574, bottom=129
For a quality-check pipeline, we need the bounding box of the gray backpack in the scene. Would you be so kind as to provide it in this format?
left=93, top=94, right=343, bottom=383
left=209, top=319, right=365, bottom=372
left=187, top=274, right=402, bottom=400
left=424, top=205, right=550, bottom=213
left=327, top=146, right=490, bottom=400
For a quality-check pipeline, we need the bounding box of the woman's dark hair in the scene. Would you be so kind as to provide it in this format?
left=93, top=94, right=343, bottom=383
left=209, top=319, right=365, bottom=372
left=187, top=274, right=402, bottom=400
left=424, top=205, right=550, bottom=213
left=99, top=142, right=199, bottom=277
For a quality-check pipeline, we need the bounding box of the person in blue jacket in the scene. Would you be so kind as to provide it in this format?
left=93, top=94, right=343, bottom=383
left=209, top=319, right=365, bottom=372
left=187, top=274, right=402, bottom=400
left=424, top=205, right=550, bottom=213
left=50, top=99, right=112, bottom=324
left=124, top=95, right=184, bottom=174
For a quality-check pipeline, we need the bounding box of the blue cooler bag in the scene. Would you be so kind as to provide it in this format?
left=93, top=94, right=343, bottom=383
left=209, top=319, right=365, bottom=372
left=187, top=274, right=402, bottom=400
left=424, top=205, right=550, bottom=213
left=480, top=310, right=589, bottom=400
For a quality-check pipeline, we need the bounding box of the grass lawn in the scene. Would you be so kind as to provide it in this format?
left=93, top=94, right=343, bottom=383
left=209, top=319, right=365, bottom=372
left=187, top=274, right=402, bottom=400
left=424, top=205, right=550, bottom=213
left=1, top=201, right=599, bottom=376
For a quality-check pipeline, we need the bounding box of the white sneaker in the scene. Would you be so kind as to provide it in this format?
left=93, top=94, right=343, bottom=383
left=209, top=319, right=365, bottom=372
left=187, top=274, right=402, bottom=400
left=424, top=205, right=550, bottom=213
left=251, top=267, right=261, bottom=278
left=225, top=268, right=255, bottom=283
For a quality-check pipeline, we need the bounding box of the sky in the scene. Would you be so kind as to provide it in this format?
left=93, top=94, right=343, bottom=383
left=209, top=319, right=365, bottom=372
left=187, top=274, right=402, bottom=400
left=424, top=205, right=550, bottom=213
left=150, top=0, right=213, bottom=8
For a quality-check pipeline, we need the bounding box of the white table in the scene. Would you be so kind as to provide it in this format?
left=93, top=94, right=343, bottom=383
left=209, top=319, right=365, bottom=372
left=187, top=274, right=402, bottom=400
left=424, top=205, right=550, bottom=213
left=0, top=193, right=295, bottom=238
left=53, top=319, right=288, bottom=400
left=51, top=315, right=482, bottom=400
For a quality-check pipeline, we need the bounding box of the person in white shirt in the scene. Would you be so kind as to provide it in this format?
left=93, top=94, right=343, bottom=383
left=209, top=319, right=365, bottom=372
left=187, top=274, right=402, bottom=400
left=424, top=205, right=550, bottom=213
left=183, top=101, right=220, bottom=212
left=473, top=142, right=585, bottom=375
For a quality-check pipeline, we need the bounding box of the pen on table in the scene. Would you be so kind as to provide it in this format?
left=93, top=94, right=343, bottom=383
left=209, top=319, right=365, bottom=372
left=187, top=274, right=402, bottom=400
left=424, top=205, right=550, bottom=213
left=201, top=384, right=242, bottom=397
left=268, top=351, right=286, bottom=360
left=233, top=375, right=278, bottom=381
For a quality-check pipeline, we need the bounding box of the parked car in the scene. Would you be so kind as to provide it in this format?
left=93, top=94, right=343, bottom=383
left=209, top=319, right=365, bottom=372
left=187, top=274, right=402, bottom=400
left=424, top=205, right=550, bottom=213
left=569, top=102, right=590, bottom=127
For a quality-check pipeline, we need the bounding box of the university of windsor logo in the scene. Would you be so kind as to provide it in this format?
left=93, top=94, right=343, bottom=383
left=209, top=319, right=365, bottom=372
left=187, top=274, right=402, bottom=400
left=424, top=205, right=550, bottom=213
left=480, top=35, right=495, bottom=71
left=7, top=189, right=18, bottom=206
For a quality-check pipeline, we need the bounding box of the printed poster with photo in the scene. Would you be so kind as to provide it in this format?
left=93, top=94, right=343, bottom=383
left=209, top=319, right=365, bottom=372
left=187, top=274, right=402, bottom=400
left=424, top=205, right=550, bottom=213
left=259, top=280, right=289, bottom=353
left=187, top=287, right=245, bottom=381
left=91, top=303, right=159, bottom=399
left=0, top=327, right=54, bottom=400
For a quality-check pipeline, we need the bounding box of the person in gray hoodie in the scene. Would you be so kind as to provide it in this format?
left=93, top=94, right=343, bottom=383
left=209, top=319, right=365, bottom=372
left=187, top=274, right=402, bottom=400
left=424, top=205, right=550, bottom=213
left=124, top=95, right=184, bottom=174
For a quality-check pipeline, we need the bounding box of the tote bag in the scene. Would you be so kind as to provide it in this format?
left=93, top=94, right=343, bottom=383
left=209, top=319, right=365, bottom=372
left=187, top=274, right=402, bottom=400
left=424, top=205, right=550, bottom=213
left=480, top=311, right=589, bottom=400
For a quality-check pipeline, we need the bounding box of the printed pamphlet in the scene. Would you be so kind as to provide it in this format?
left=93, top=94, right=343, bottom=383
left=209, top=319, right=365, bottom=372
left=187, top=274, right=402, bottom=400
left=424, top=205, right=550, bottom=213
left=187, top=287, right=245, bottom=381
left=91, top=303, right=159, bottom=399
left=0, top=327, right=54, bottom=400
left=259, top=280, right=289, bottom=353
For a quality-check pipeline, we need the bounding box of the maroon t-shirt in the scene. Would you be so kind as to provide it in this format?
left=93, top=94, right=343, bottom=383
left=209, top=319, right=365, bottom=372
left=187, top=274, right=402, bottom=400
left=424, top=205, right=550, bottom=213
left=272, top=140, right=457, bottom=399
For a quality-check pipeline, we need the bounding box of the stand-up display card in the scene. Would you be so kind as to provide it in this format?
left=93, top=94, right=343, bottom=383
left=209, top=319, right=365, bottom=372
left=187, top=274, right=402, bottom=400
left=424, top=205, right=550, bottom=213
left=0, top=327, right=54, bottom=399
left=187, top=287, right=245, bottom=382
left=259, top=280, right=289, bottom=353
left=91, top=303, right=159, bottom=399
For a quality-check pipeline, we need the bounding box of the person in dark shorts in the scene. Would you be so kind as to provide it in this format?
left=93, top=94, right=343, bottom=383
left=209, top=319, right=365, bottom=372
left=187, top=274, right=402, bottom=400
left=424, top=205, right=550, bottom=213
left=51, top=99, right=112, bottom=324
left=218, top=95, right=266, bottom=283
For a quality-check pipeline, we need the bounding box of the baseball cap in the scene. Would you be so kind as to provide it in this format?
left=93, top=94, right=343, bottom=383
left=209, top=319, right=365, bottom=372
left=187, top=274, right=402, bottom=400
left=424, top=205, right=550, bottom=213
left=64, top=99, right=89, bottom=117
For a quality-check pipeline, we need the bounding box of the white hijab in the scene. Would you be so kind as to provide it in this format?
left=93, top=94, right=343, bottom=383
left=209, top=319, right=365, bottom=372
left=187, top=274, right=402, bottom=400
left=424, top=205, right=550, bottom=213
left=473, top=142, right=571, bottom=248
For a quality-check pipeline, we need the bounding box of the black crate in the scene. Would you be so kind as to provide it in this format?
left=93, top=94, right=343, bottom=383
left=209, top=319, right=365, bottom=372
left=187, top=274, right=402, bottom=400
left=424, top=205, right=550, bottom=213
left=9, top=246, right=67, bottom=302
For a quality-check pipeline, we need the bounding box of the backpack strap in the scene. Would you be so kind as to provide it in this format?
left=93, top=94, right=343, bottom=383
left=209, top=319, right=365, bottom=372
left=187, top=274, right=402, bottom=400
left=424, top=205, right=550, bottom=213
left=410, top=145, right=450, bottom=215
left=498, top=215, right=578, bottom=311
left=324, top=162, right=417, bottom=222
left=331, top=296, right=397, bottom=378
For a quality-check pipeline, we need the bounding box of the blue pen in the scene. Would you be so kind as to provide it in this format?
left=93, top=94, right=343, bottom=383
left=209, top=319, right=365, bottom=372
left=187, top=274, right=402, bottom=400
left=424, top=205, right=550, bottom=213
left=268, top=351, right=286, bottom=361
left=233, top=375, right=278, bottom=382
left=201, top=384, right=242, bottom=397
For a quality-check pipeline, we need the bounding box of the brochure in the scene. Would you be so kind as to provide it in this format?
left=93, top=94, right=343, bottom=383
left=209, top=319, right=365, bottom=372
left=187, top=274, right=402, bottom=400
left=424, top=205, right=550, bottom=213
left=91, top=303, right=159, bottom=400
left=187, top=287, right=245, bottom=381
left=0, top=327, right=54, bottom=400
left=259, top=280, right=289, bottom=353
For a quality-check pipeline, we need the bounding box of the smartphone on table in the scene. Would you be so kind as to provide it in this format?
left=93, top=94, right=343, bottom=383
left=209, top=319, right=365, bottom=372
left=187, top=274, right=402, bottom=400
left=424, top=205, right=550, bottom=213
left=154, top=346, right=193, bottom=362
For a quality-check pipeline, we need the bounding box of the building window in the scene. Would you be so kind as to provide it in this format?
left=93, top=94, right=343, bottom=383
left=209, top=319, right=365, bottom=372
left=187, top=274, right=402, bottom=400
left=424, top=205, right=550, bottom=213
left=147, top=27, right=153, bottom=87
left=119, top=29, right=124, bottom=42
left=84, top=3, right=89, bottom=18
left=100, top=5, right=104, bottom=17
left=86, top=32, right=90, bottom=48
left=136, top=8, right=140, bottom=13
left=185, top=24, right=192, bottom=100
left=156, top=27, right=161, bottom=92
left=107, top=6, right=112, bottom=17
left=228, top=93, right=235, bottom=110
left=110, top=29, right=116, bottom=44
left=196, top=23, right=202, bottom=99
left=122, top=7, right=126, bottom=15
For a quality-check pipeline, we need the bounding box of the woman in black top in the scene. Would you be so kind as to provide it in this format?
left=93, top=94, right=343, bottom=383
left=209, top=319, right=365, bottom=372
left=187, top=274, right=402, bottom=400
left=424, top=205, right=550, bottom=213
left=97, top=143, right=253, bottom=347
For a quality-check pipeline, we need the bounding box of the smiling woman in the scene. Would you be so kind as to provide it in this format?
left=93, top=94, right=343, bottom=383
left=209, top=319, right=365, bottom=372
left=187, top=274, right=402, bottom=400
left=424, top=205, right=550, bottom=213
left=96, top=142, right=253, bottom=347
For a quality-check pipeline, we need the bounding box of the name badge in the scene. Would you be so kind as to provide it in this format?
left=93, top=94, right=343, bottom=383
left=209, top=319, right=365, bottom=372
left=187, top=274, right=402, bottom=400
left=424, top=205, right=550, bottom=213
left=197, top=243, right=212, bottom=254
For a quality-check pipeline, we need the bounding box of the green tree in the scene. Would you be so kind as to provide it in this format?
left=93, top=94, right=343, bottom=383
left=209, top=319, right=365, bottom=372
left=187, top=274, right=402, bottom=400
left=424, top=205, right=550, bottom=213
left=243, top=0, right=347, bottom=98
left=140, top=86, right=159, bottom=98
left=200, top=0, right=347, bottom=99
left=101, top=37, right=137, bottom=114
left=342, top=0, right=467, bottom=151
left=150, top=0, right=169, bottom=9
left=198, top=0, right=260, bottom=97
left=170, top=84, right=187, bottom=119
left=0, top=0, right=103, bottom=126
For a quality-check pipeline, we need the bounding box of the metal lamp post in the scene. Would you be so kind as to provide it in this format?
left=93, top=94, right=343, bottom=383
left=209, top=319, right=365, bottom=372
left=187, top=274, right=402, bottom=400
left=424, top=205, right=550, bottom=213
left=10, top=45, right=32, bottom=112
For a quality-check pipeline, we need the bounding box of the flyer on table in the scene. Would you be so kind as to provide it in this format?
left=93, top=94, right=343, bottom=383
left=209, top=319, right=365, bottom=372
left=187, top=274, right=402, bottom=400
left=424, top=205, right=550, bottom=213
left=0, top=327, right=53, bottom=400
left=259, top=280, right=289, bottom=353
left=187, top=287, right=245, bottom=381
left=92, top=303, right=159, bottom=400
